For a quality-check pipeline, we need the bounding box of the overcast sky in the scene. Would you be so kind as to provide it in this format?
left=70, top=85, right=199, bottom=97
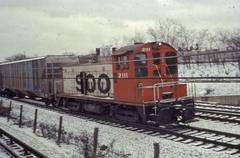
left=0, top=0, right=239, bottom=61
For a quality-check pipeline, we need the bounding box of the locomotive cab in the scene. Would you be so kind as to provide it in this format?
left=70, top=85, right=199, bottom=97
left=112, top=42, right=187, bottom=103
left=112, top=42, right=195, bottom=124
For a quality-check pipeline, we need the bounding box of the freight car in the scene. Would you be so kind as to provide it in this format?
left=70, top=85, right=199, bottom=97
left=57, top=42, right=195, bottom=124
left=0, top=55, right=78, bottom=103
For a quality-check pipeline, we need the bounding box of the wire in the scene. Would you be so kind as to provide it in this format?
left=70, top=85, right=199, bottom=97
left=0, top=49, right=239, bottom=68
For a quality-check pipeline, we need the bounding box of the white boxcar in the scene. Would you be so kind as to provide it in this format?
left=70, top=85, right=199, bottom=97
left=62, top=63, right=114, bottom=98
left=0, top=55, right=78, bottom=99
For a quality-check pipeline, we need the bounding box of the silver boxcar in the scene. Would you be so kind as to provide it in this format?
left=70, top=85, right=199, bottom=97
left=0, top=55, right=78, bottom=102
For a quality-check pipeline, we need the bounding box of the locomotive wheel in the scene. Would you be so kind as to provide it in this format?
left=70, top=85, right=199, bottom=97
left=43, top=98, right=51, bottom=106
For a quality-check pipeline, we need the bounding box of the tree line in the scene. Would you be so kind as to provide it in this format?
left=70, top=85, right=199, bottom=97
left=5, top=18, right=240, bottom=61
left=99, top=18, right=240, bottom=56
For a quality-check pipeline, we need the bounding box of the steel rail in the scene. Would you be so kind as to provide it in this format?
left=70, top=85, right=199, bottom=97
left=196, top=104, right=240, bottom=112
left=196, top=108, right=240, bottom=117
left=0, top=128, right=48, bottom=158
left=196, top=113, right=240, bottom=124
left=195, top=101, right=240, bottom=108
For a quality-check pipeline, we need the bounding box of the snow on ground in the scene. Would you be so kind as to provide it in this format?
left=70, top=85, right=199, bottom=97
left=0, top=147, right=11, bottom=158
left=0, top=97, right=239, bottom=158
left=179, top=62, right=240, bottom=96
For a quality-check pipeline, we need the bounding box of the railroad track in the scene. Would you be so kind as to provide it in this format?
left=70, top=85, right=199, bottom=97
left=194, top=102, right=240, bottom=124
left=2, top=97, right=240, bottom=155
left=196, top=103, right=240, bottom=112
left=196, top=101, right=240, bottom=108
left=81, top=115, right=240, bottom=154
left=196, top=112, right=240, bottom=124
left=0, top=127, right=48, bottom=158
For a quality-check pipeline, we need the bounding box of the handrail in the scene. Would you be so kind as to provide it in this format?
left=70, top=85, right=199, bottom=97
left=138, top=81, right=179, bottom=115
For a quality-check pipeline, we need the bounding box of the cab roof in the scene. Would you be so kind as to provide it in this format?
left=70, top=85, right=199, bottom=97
left=112, top=42, right=175, bottom=56
left=112, top=43, right=145, bottom=56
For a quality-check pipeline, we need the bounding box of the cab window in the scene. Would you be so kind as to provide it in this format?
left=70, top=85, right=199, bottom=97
left=117, top=55, right=128, bottom=70
left=166, top=66, right=177, bottom=74
left=152, top=53, right=160, bottom=65
left=165, top=52, right=177, bottom=65
left=135, top=53, right=148, bottom=77
left=135, top=53, right=147, bottom=66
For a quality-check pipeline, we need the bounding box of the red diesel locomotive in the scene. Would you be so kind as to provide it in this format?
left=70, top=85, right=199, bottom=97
left=58, top=42, right=195, bottom=124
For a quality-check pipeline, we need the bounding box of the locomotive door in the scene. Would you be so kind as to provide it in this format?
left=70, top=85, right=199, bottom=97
left=134, top=53, right=148, bottom=78
left=54, top=80, right=63, bottom=95
left=134, top=53, right=148, bottom=102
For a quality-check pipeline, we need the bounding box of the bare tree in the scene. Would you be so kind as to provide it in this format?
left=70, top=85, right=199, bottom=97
left=206, top=31, right=218, bottom=49
left=146, top=18, right=236, bottom=51
left=129, top=31, right=146, bottom=44
left=62, top=52, right=76, bottom=56
left=194, top=29, right=210, bottom=50
left=100, top=45, right=113, bottom=57
left=215, top=29, right=229, bottom=49
left=5, top=53, right=27, bottom=61
left=177, top=25, right=195, bottom=49
left=110, top=31, right=146, bottom=49
left=147, top=18, right=195, bottom=49
left=226, top=29, right=240, bottom=50
left=215, top=29, right=240, bottom=50
left=107, top=18, right=240, bottom=52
